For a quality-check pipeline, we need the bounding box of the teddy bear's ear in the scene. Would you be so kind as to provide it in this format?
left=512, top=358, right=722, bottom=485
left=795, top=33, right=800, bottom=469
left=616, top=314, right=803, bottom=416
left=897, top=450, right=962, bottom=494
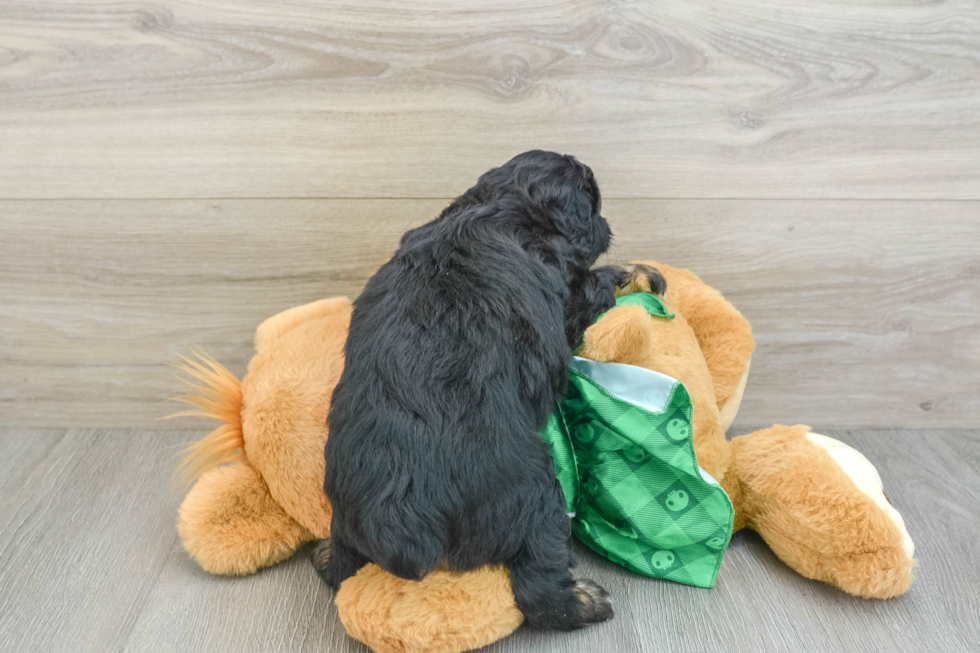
left=580, top=304, right=654, bottom=363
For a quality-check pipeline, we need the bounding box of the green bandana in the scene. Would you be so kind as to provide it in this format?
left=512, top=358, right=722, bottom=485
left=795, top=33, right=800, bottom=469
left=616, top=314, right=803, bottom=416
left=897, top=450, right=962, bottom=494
left=542, top=294, right=734, bottom=588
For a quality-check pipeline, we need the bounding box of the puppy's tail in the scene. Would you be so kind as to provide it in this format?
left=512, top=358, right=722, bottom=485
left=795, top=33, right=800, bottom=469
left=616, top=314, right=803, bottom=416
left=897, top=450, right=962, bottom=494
left=165, top=351, right=245, bottom=485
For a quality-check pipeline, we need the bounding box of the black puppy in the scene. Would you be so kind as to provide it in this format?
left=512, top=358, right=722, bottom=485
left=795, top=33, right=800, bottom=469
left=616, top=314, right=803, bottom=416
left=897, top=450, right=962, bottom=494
left=316, top=150, right=664, bottom=630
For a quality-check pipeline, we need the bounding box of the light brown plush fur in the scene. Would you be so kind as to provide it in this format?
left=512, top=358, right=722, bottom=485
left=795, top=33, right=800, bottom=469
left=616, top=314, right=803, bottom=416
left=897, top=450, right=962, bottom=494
left=647, top=262, right=756, bottom=431
left=726, top=425, right=913, bottom=599
left=178, top=462, right=312, bottom=575
left=176, top=297, right=352, bottom=574
left=240, top=297, right=352, bottom=539
left=338, top=563, right=524, bottom=653
left=175, top=261, right=913, bottom=653
left=580, top=296, right=732, bottom=481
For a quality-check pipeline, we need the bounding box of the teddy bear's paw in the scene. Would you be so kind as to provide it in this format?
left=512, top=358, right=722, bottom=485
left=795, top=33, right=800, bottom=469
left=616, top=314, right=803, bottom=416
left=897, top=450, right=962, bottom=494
left=574, top=579, right=614, bottom=624
left=731, top=425, right=916, bottom=599
left=806, top=432, right=915, bottom=563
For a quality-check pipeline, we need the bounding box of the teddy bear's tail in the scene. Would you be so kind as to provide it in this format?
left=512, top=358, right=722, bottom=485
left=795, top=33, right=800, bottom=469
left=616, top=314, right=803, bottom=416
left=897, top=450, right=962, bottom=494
left=168, top=351, right=245, bottom=485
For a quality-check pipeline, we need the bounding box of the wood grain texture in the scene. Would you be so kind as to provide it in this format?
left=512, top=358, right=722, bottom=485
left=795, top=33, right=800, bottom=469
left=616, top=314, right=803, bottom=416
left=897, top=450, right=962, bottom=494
left=0, top=428, right=976, bottom=653
left=2, top=199, right=977, bottom=429
left=1, top=0, right=978, bottom=199
left=0, top=429, right=187, bottom=653
left=2, top=1, right=976, bottom=648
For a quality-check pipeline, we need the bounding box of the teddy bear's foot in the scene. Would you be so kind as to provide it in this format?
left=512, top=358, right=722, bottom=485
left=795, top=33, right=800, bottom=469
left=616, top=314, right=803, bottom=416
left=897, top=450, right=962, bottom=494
left=178, top=462, right=314, bottom=575
left=336, top=563, right=523, bottom=653
left=728, top=424, right=915, bottom=599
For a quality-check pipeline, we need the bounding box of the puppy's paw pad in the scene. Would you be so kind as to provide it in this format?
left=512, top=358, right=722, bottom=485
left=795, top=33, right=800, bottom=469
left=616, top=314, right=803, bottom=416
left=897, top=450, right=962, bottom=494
left=575, top=578, right=613, bottom=623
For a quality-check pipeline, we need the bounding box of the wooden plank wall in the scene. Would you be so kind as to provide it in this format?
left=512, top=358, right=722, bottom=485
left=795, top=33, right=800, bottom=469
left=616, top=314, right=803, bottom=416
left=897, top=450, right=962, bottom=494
left=1, top=0, right=978, bottom=429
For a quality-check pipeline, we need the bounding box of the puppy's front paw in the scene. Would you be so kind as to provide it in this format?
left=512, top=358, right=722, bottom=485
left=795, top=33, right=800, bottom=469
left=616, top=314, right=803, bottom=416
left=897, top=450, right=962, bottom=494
left=574, top=578, right=614, bottom=624
left=615, top=264, right=667, bottom=298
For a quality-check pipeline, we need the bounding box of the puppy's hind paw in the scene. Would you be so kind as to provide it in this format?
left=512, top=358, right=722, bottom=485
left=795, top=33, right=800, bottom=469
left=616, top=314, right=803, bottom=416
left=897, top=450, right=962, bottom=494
left=310, top=539, right=332, bottom=582
left=574, top=579, right=614, bottom=624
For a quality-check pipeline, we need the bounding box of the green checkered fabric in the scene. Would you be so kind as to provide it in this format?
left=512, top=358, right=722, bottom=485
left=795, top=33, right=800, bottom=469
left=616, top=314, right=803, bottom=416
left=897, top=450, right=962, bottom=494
left=542, top=294, right=734, bottom=588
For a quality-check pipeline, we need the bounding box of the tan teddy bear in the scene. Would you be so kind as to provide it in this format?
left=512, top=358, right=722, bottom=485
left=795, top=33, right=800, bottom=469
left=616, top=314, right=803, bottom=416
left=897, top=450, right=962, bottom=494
left=175, top=262, right=914, bottom=653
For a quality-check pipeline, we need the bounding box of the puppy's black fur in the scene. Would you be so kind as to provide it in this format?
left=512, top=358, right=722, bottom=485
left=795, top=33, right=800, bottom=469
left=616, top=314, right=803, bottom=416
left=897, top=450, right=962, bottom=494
left=319, top=150, right=661, bottom=630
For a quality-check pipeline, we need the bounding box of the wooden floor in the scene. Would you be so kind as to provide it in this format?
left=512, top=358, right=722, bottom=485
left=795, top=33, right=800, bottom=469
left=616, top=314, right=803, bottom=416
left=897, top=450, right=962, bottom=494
left=0, top=428, right=977, bottom=653
left=2, top=2, right=979, bottom=652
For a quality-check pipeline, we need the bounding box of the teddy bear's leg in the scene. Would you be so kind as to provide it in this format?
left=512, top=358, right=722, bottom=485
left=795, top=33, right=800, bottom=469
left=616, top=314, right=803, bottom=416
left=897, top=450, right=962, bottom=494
left=726, top=424, right=915, bottom=599
left=178, top=462, right=314, bottom=575
left=335, top=563, right=523, bottom=653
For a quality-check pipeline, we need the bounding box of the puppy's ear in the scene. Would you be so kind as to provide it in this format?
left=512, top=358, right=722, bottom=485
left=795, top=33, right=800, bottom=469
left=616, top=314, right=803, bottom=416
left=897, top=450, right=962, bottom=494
left=549, top=178, right=610, bottom=261
left=552, top=185, right=596, bottom=239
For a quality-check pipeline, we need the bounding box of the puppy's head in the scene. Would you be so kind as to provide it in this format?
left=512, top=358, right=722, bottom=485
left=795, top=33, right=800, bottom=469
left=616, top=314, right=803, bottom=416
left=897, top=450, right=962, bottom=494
left=481, top=150, right=611, bottom=262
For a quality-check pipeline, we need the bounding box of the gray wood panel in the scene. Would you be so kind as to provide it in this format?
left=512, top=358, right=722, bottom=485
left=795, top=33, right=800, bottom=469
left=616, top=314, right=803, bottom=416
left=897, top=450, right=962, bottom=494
left=0, top=429, right=187, bottom=653
left=2, top=199, right=977, bottom=429
left=0, top=1, right=978, bottom=199
left=0, top=428, right=976, bottom=653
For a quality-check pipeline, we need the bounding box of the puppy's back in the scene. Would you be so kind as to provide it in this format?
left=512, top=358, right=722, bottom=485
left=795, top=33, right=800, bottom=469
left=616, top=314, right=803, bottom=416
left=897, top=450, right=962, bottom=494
left=325, top=202, right=571, bottom=579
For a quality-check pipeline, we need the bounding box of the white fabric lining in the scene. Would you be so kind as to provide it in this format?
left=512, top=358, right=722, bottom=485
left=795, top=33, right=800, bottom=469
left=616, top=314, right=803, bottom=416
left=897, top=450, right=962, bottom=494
left=570, top=357, right=678, bottom=414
